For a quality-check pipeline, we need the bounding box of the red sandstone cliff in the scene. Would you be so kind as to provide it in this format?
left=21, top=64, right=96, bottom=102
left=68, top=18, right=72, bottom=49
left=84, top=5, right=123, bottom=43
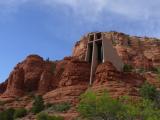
left=0, top=55, right=54, bottom=98
left=73, top=32, right=160, bottom=69
left=0, top=31, right=160, bottom=119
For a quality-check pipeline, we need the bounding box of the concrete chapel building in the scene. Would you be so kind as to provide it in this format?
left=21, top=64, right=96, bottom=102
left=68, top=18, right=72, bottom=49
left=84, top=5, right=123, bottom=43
left=85, top=32, right=124, bottom=85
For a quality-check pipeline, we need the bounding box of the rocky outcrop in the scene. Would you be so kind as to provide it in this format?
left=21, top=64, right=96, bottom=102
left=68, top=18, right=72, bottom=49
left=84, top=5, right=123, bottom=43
left=72, top=36, right=88, bottom=60
left=0, top=55, right=55, bottom=98
left=44, top=58, right=90, bottom=105
left=59, top=58, right=90, bottom=87
left=44, top=85, right=88, bottom=105
left=72, top=31, right=160, bottom=69
left=38, top=70, right=53, bottom=94
left=0, top=56, right=91, bottom=106
left=0, top=80, right=8, bottom=94
left=92, top=62, right=145, bottom=98
left=0, top=31, right=159, bottom=120
left=4, top=67, right=25, bottom=97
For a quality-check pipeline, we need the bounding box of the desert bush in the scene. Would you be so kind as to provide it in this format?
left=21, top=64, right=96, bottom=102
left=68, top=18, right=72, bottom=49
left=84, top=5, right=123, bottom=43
left=51, top=62, right=56, bottom=74
left=48, top=115, right=64, bottom=120
left=77, top=90, right=127, bottom=120
left=31, top=95, right=45, bottom=114
left=123, top=64, right=133, bottom=72
left=156, top=67, right=160, bottom=81
left=150, top=67, right=160, bottom=74
left=137, top=68, right=146, bottom=73
left=28, top=92, right=35, bottom=99
left=0, top=108, right=15, bottom=120
left=46, top=102, right=71, bottom=112
left=140, top=82, right=157, bottom=101
left=45, top=103, right=53, bottom=109
left=36, top=113, right=49, bottom=120
left=112, top=40, right=117, bottom=46
left=0, top=101, right=6, bottom=106
left=50, top=102, right=71, bottom=112
left=77, top=89, right=160, bottom=120
left=13, top=108, right=27, bottom=119
left=36, top=112, right=64, bottom=120
left=140, top=82, right=160, bottom=109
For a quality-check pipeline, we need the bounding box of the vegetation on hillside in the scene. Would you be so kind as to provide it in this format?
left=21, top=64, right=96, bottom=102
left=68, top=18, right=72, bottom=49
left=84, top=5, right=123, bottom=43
left=13, top=108, right=27, bottom=119
left=123, top=64, right=133, bottom=72
left=77, top=85, right=160, bottom=120
left=36, top=112, right=64, bottom=120
left=0, top=108, right=27, bottom=120
left=46, top=102, right=71, bottom=113
left=31, top=95, right=45, bottom=114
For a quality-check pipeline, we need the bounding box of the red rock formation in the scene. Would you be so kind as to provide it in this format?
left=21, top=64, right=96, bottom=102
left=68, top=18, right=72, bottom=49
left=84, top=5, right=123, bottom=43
left=133, top=55, right=153, bottom=70
left=23, top=55, right=45, bottom=92
left=72, top=31, right=160, bottom=69
left=38, top=70, right=53, bottom=94
left=4, top=67, right=25, bottom=97
left=0, top=31, right=159, bottom=120
left=92, top=62, right=145, bottom=98
left=0, top=55, right=55, bottom=98
left=59, top=58, right=90, bottom=87
left=44, top=58, right=90, bottom=105
left=0, top=55, right=91, bottom=107
left=0, top=80, right=8, bottom=94
left=72, top=36, right=88, bottom=60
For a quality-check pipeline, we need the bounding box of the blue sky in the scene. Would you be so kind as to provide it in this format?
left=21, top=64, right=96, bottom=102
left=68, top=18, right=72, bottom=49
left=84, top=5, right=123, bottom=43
left=0, top=0, right=160, bottom=83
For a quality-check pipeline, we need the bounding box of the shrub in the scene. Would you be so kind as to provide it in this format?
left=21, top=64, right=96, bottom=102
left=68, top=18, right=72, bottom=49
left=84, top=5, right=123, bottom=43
left=0, top=101, right=6, bottom=106
left=158, top=75, right=160, bottom=81
left=137, top=68, right=146, bottom=73
left=51, top=62, right=56, bottom=74
left=140, top=82, right=160, bottom=109
left=140, top=82, right=157, bottom=101
left=77, top=90, right=126, bottom=120
left=123, top=64, right=133, bottom=72
left=112, top=40, right=117, bottom=46
left=31, top=95, right=45, bottom=114
left=36, top=113, right=49, bottom=120
left=45, top=103, right=53, bottom=109
left=46, top=57, right=50, bottom=62
left=77, top=89, right=160, bottom=120
left=48, top=115, right=64, bottom=120
left=0, top=108, right=15, bottom=120
left=138, top=99, right=160, bottom=120
left=156, top=67, right=160, bottom=81
left=151, top=67, right=160, bottom=74
left=51, top=102, right=71, bottom=112
left=14, top=108, right=27, bottom=119
left=28, top=92, right=35, bottom=99
left=36, top=112, right=64, bottom=120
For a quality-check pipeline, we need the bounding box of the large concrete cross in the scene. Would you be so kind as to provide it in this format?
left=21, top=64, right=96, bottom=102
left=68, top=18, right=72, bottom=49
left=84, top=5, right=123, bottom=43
left=85, top=32, right=124, bottom=85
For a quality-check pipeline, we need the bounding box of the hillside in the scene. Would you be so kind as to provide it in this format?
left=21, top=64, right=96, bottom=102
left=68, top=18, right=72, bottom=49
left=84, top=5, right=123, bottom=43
left=0, top=31, right=160, bottom=120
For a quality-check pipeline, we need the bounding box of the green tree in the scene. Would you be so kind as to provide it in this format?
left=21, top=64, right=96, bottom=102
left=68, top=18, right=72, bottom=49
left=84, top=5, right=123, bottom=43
left=77, top=90, right=160, bottom=120
left=77, top=90, right=97, bottom=119
left=14, top=108, right=27, bottom=119
left=123, top=64, right=133, bottom=72
left=0, top=108, right=15, bottom=120
left=31, top=95, right=45, bottom=114
left=78, top=90, right=126, bottom=120
left=140, top=82, right=157, bottom=101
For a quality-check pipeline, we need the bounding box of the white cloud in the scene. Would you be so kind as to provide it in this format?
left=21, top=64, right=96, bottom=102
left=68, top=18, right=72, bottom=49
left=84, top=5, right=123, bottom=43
left=106, top=0, right=160, bottom=20
left=40, top=0, right=160, bottom=21
left=42, top=0, right=108, bottom=21
left=0, top=0, right=160, bottom=22
left=0, top=0, right=28, bottom=14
